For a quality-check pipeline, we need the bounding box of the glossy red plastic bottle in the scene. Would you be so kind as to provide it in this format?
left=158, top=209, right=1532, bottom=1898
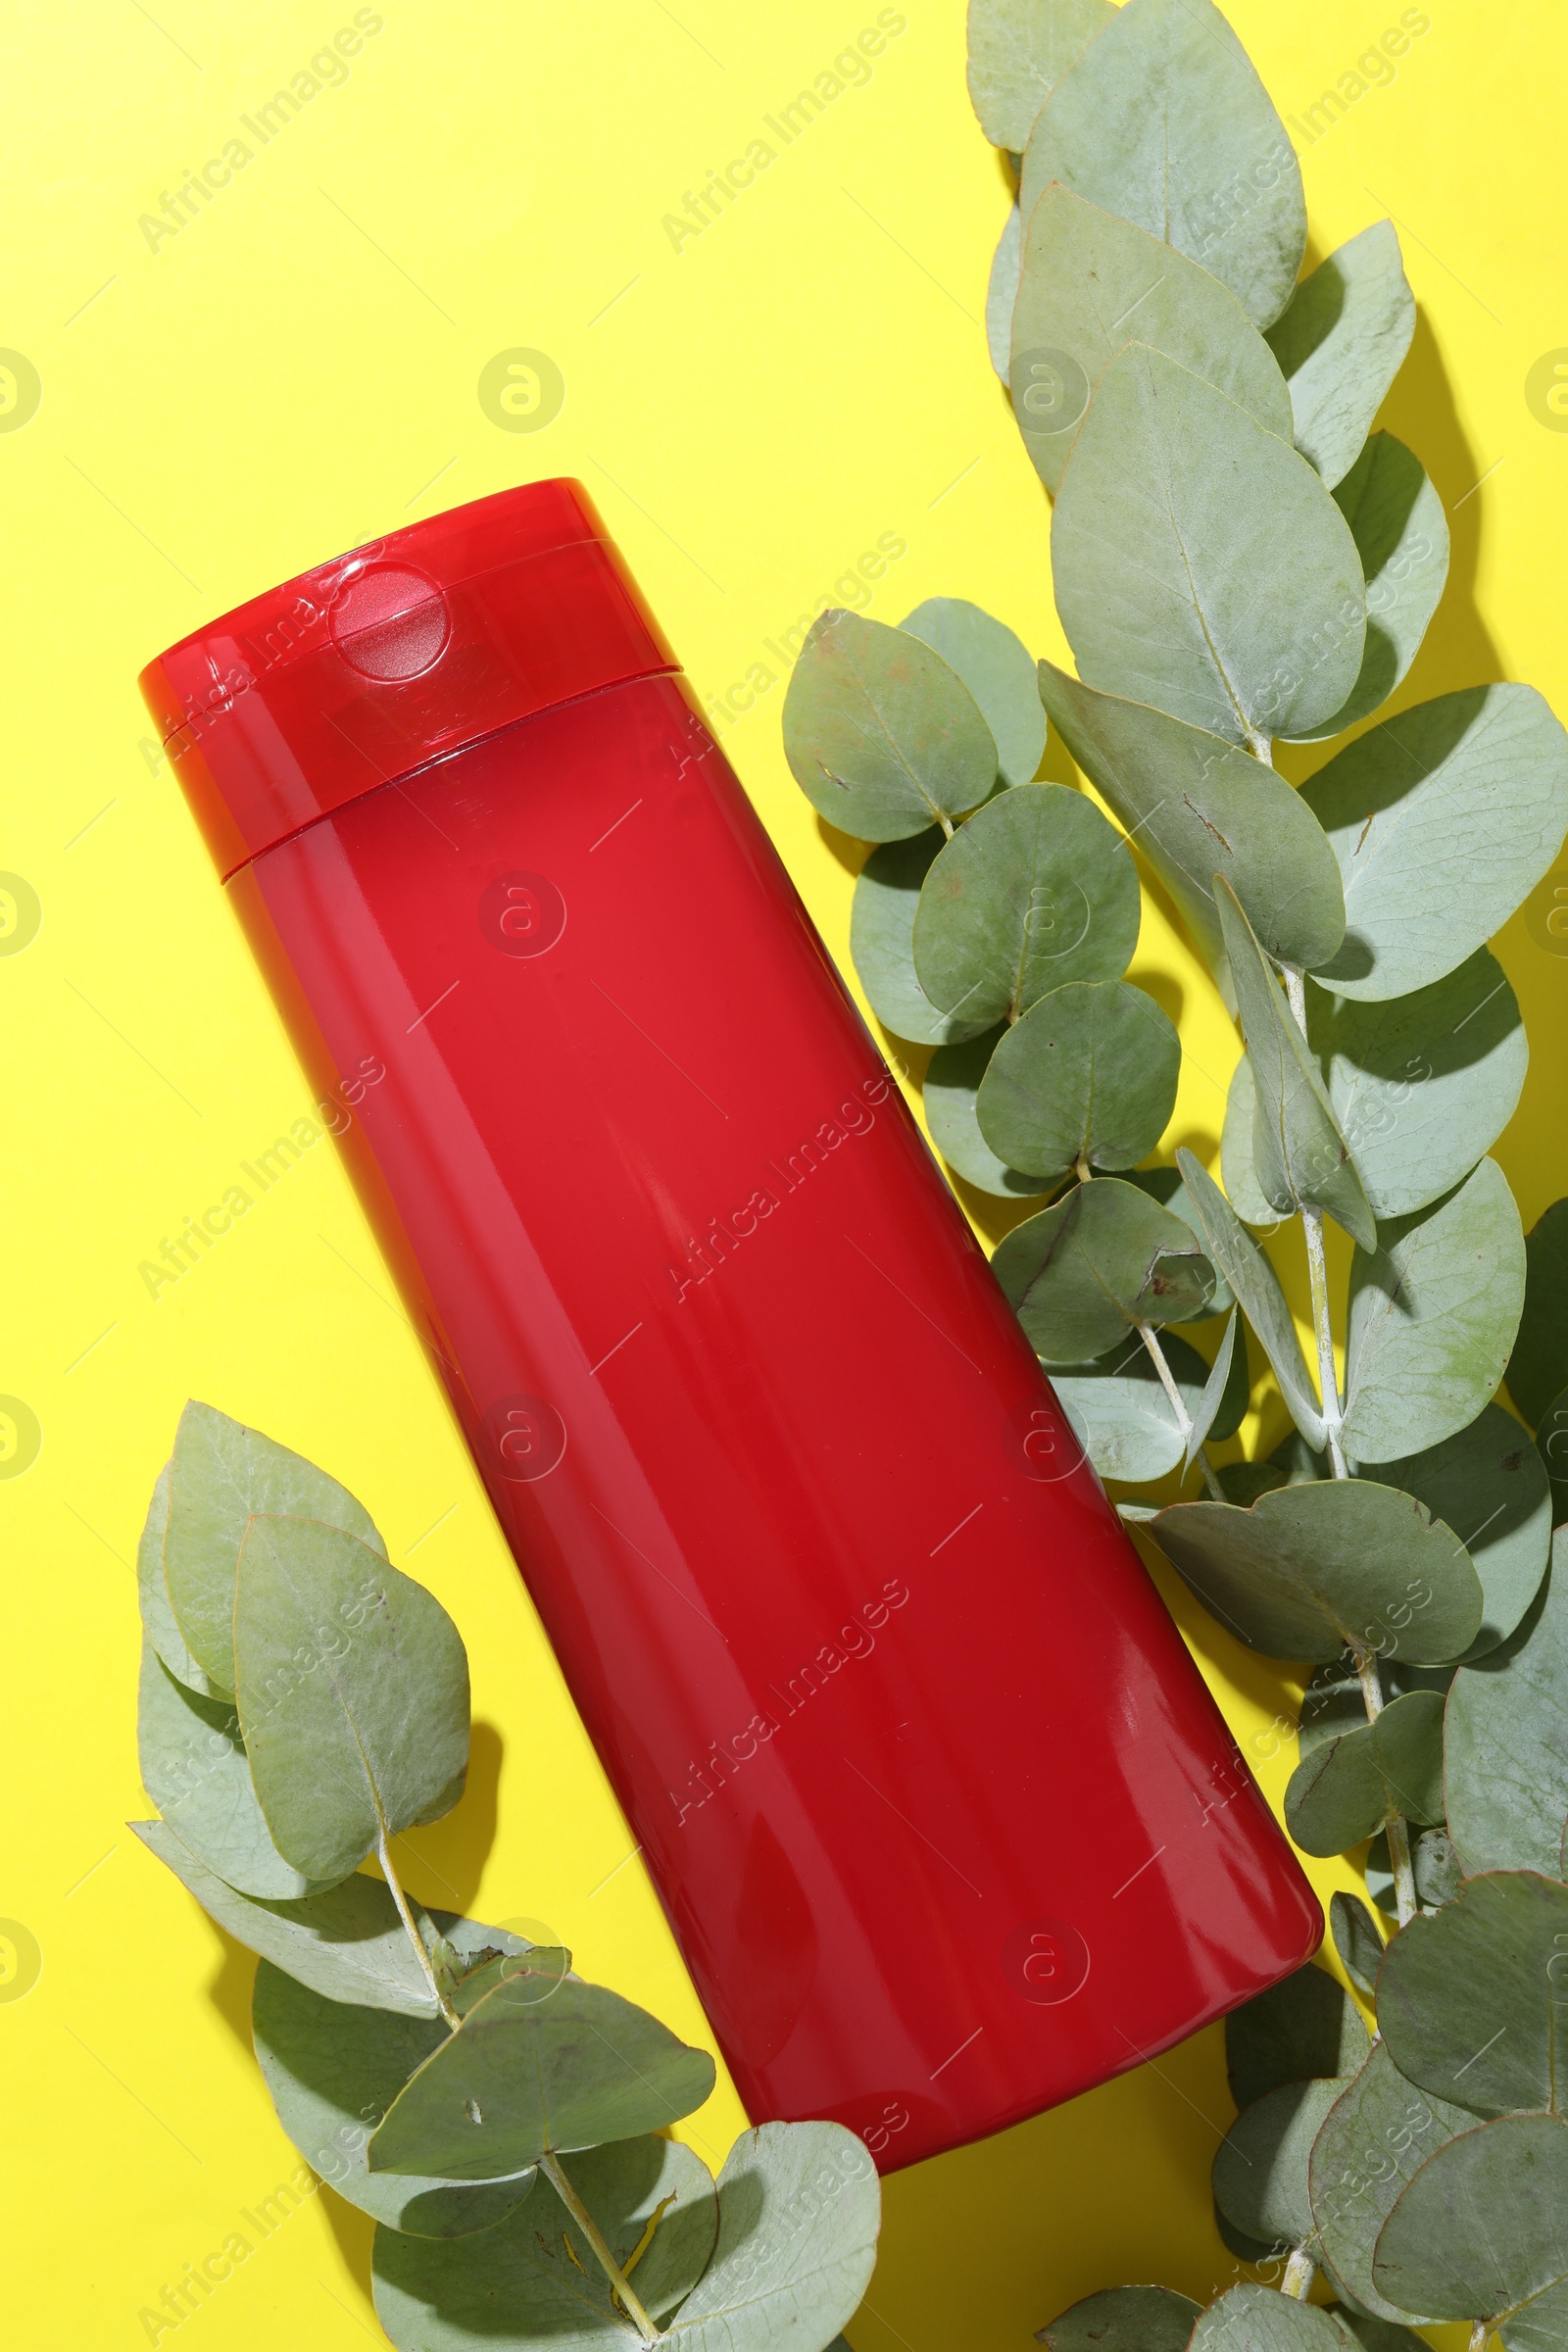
left=140, top=480, right=1318, bottom=2172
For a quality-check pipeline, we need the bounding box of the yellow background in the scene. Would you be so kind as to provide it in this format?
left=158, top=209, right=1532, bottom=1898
left=2, top=1, right=1564, bottom=2343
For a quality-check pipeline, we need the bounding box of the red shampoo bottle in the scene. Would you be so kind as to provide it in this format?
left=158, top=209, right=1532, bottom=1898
left=140, top=480, right=1318, bottom=2172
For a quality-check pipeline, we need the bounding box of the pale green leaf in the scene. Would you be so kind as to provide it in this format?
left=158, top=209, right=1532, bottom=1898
left=1190, top=2284, right=1351, bottom=2352
left=924, top=1028, right=1050, bottom=1198
left=1372, top=2114, right=1568, bottom=2331
left=1038, top=662, right=1347, bottom=984
left=1011, top=183, right=1293, bottom=496
left=1302, top=686, right=1568, bottom=1001
left=986, top=205, right=1022, bottom=380
left=1287, top=433, right=1449, bottom=742
left=993, top=1177, right=1214, bottom=1362
left=1054, top=347, right=1363, bottom=744
left=977, top=980, right=1180, bottom=1177
left=1265, top=223, right=1415, bottom=489
left=1019, top=0, right=1305, bottom=328
left=1378, top=1871, right=1568, bottom=2119
left=782, top=610, right=997, bottom=841
left=966, top=0, right=1116, bottom=150
left=1214, top=2078, right=1348, bottom=2250
left=136, top=1460, right=214, bottom=1696
left=661, top=2124, right=880, bottom=2352
left=1446, top=1529, right=1568, bottom=1878
left=1221, top=1056, right=1281, bottom=1227
left=901, top=597, right=1046, bottom=786
left=1129, top=1168, right=1236, bottom=1317
left=1187, top=1311, right=1243, bottom=1469
left=1176, top=1150, right=1327, bottom=1452
left=1310, top=2041, right=1472, bottom=2325
left=1328, top=1889, right=1385, bottom=2001
left=1343, top=1159, right=1526, bottom=1464
left=850, top=831, right=991, bottom=1047
left=1050, top=1329, right=1210, bottom=1484
left=914, top=782, right=1140, bottom=1026
left=1375, top=1402, right=1550, bottom=1665
left=163, top=1398, right=386, bottom=1697
left=235, top=1516, right=469, bottom=1886
left=1042, top=2286, right=1201, bottom=2352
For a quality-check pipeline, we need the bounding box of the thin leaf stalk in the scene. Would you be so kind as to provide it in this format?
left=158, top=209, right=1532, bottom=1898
left=1135, top=1321, right=1225, bottom=1502
left=1281, top=967, right=1349, bottom=1478
left=376, top=1829, right=461, bottom=2032
left=539, top=2148, right=662, bottom=2345
left=1350, top=1650, right=1419, bottom=1927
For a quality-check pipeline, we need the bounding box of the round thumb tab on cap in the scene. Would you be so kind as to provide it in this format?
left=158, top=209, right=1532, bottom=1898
left=138, top=478, right=678, bottom=880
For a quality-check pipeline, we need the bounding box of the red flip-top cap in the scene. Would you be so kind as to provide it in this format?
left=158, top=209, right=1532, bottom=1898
left=138, top=478, right=679, bottom=879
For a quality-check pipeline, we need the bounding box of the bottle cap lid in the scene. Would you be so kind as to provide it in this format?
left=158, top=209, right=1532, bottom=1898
left=138, top=478, right=678, bottom=877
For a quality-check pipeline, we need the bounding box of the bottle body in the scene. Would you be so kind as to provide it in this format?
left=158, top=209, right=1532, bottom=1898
left=225, top=667, right=1318, bottom=2169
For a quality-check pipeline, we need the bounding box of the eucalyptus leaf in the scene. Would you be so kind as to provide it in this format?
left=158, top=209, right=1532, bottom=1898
left=1371, top=2113, right=1568, bottom=2331
left=1226, top=1963, right=1371, bottom=2111
left=1213, top=2077, right=1347, bottom=2251
left=1265, top=223, right=1415, bottom=490
left=1175, top=1152, right=1327, bottom=1453
left=1050, top=1329, right=1210, bottom=1484
left=253, top=1960, right=538, bottom=2237
left=1309, top=2040, right=1472, bottom=2326
left=1328, top=1889, right=1385, bottom=2001
left=987, top=204, right=1022, bottom=380
left=656, top=2124, right=880, bottom=2352
left=1301, top=686, right=1568, bottom=1001
left=992, top=1178, right=1214, bottom=1363
left=1372, top=1690, right=1446, bottom=1824
left=851, top=831, right=991, bottom=1048
left=1040, top=2285, right=1201, bottom=2352
left=1053, top=345, right=1364, bottom=745
left=1019, top=0, right=1306, bottom=329
left=901, top=597, right=1047, bottom=787
left=138, top=1641, right=334, bottom=1901
left=966, top=0, right=1115, bottom=150
left=372, top=2135, right=719, bottom=2350
left=1187, top=1312, right=1245, bottom=1469
left=1221, top=1058, right=1282, bottom=1227
left=1508, top=1200, right=1568, bottom=1429
left=1377, top=1871, right=1568, bottom=2119
left=1327, top=2309, right=1428, bottom=2352
left=977, top=980, right=1180, bottom=1178
left=1150, top=1478, right=1484, bottom=1665
left=1010, top=184, right=1293, bottom=497
left=1216, top=877, right=1375, bottom=1250
left=782, top=610, right=998, bottom=841
left=1289, top=434, right=1449, bottom=742
left=914, top=782, right=1141, bottom=1027
left=132, top=1816, right=520, bottom=2017
left=137, top=1461, right=213, bottom=1695
left=1342, top=1159, right=1526, bottom=1465
left=1446, top=1530, right=1568, bottom=1879
left=233, top=1516, right=469, bottom=1887
left=1413, top=1828, right=1460, bottom=1909
left=1038, top=662, right=1348, bottom=985
left=1189, top=2284, right=1350, bottom=2352
left=368, top=1975, right=716, bottom=2180
left=1128, top=1168, right=1236, bottom=1318
left=1283, top=1720, right=1388, bottom=1856
left=1218, top=1461, right=1289, bottom=1506
left=924, top=1028, right=1049, bottom=1197
left=162, top=1398, right=386, bottom=1697
left=1309, top=950, right=1528, bottom=1221
left=1375, top=1403, right=1550, bottom=1666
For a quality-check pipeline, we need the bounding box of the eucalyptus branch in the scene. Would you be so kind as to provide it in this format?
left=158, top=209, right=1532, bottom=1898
left=1350, top=1650, right=1418, bottom=1928
left=1282, top=966, right=1349, bottom=1479
left=539, top=2150, right=662, bottom=2346
left=1135, top=1321, right=1225, bottom=1501
left=377, top=1828, right=461, bottom=2031
left=1279, top=2246, right=1316, bottom=2300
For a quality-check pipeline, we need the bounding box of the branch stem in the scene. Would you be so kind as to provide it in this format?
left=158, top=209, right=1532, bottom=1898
left=377, top=1830, right=460, bottom=2032
left=1282, top=967, right=1348, bottom=1479
left=1280, top=2244, right=1316, bottom=2299
left=1135, top=1322, right=1226, bottom=1499
left=1351, top=1651, right=1419, bottom=1927
left=540, top=2149, right=661, bottom=2345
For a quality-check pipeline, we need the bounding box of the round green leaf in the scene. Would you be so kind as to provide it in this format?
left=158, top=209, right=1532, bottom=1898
left=1128, top=1168, right=1235, bottom=1317
left=1265, top=223, right=1415, bottom=491
left=1011, top=184, right=1293, bottom=497
left=138, top=1641, right=334, bottom=1901
left=986, top=204, right=1021, bottom=380
left=1150, top=1478, right=1485, bottom=1665
left=1328, top=1890, right=1385, bottom=2001
left=372, top=2134, right=718, bottom=2351
left=163, top=1398, right=386, bottom=1697
left=1176, top=1149, right=1328, bottom=1454
left=1413, top=1829, right=1460, bottom=1910
left=850, top=831, right=991, bottom=1048
left=1372, top=2114, right=1568, bottom=2328
left=648, top=2124, right=879, bottom=2352
left=993, top=1177, right=1214, bottom=1363
left=1508, top=1200, right=1568, bottom=1429
left=137, top=1460, right=214, bottom=1695
left=1288, top=434, right=1449, bottom=743
left=978, top=980, right=1179, bottom=1178
left=1309, top=949, right=1528, bottom=1221
left=1446, top=1529, right=1568, bottom=1879
left=1284, top=1720, right=1388, bottom=1856
left=1214, top=2077, right=1347, bottom=2251
left=782, top=610, right=997, bottom=841
left=924, top=1027, right=1048, bottom=1197
left=1053, top=346, right=1364, bottom=745
left=966, top=0, right=1115, bottom=150
left=1326, top=2307, right=1428, bottom=2352
left=235, top=1517, right=469, bottom=1886
left=1019, top=0, right=1305, bottom=329
left=1226, top=1963, right=1371, bottom=2112
left=1302, top=686, right=1568, bottom=1001
left=1050, top=1330, right=1210, bottom=1484
left=1371, top=1689, right=1446, bottom=1826
left=1375, top=1403, right=1549, bottom=1665
left=1189, top=2285, right=1351, bottom=2352
left=1042, top=2287, right=1202, bottom=2352
left=1378, top=1872, right=1568, bottom=2120
left=914, top=783, right=1140, bottom=1027
left=900, top=598, right=1046, bottom=787
left=253, top=1960, right=537, bottom=2236
left=1039, top=662, right=1347, bottom=984
left=368, top=1975, right=716, bottom=2180
left=1309, top=2041, right=1472, bottom=2326
left=1343, top=1159, right=1526, bottom=1465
